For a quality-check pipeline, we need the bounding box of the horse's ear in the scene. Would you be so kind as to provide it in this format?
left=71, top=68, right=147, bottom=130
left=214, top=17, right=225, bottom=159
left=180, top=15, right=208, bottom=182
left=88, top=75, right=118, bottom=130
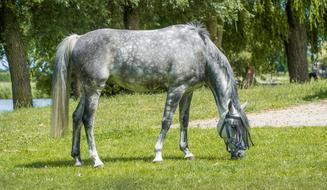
left=241, top=102, right=248, bottom=111
left=228, top=101, right=237, bottom=114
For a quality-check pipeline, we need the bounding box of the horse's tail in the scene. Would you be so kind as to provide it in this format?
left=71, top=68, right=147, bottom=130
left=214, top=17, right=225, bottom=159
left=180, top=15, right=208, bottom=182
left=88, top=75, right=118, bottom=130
left=51, top=34, right=80, bottom=138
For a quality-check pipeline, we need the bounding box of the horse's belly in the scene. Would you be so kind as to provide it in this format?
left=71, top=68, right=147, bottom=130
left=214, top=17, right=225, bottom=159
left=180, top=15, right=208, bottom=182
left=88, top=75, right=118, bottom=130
left=108, top=51, right=205, bottom=92
left=109, top=72, right=169, bottom=92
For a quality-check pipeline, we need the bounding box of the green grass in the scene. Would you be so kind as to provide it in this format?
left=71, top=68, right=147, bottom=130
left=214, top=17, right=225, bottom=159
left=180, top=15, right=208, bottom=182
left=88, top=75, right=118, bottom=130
left=0, top=82, right=11, bottom=98
left=241, top=80, right=327, bottom=112
left=1, top=81, right=327, bottom=189
left=0, top=82, right=48, bottom=99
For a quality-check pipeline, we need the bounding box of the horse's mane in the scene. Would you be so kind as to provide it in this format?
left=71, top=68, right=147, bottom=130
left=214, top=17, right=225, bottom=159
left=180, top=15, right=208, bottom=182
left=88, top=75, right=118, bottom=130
left=185, top=22, right=210, bottom=42
left=202, top=30, right=253, bottom=148
left=185, top=22, right=250, bottom=137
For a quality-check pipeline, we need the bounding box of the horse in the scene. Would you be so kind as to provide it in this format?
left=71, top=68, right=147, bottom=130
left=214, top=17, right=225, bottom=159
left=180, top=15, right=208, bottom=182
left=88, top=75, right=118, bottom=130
left=51, top=23, right=253, bottom=167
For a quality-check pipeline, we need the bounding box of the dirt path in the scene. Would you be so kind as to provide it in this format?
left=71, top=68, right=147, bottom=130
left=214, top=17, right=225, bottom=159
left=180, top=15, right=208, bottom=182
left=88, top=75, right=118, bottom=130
left=172, top=100, right=327, bottom=128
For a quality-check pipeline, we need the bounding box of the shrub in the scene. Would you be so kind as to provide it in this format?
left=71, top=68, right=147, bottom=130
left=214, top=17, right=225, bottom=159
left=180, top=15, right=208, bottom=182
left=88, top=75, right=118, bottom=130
left=102, top=80, right=131, bottom=96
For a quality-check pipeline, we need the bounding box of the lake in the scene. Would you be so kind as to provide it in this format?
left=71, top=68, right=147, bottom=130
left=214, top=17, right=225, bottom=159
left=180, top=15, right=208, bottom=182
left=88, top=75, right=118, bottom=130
left=0, top=99, right=52, bottom=112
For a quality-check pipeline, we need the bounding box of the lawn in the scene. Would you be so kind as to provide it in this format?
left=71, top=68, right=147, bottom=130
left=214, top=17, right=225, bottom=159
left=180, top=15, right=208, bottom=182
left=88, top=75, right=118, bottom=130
left=0, top=81, right=327, bottom=189
left=0, top=82, right=48, bottom=99
left=0, top=82, right=12, bottom=99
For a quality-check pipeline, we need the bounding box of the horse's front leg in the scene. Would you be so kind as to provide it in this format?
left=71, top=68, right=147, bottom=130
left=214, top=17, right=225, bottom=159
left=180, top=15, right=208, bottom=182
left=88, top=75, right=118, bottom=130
left=153, top=86, right=185, bottom=162
left=179, top=92, right=195, bottom=160
left=83, top=88, right=104, bottom=168
left=71, top=96, right=85, bottom=166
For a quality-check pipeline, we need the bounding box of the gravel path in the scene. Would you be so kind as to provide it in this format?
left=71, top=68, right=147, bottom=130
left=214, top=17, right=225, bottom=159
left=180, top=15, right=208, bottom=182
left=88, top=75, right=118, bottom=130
left=172, top=100, right=327, bottom=128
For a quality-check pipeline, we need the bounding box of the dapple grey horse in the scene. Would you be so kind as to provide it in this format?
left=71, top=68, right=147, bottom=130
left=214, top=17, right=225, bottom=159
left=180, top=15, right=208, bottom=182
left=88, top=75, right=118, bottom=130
left=51, top=23, right=253, bottom=167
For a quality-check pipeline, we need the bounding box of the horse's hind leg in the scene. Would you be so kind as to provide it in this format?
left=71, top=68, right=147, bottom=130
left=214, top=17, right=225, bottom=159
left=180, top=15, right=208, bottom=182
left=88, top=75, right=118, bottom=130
left=153, top=86, right=186, bottom=162
left=179, top=92, right=195, bottom=160
left=82, top=82, right=105, bottom=168
left=71, top=96, right=85, bottom=166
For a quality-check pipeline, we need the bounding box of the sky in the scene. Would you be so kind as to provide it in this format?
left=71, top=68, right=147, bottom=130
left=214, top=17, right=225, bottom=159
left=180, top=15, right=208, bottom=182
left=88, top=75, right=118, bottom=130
left=0, top=56, right=8, bottom=71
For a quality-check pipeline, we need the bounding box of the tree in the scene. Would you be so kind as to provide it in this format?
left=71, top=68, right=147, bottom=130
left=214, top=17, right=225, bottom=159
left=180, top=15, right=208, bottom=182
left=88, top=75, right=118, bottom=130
left=28, top=0, right=253, bottom=95
left=244, top=0, right=327, bottom=83
left=122, top=1, right=140, bottom=29
left=29, top=0, right=110, bottom=95
left=12, top=0, right=327, bottom=99
left=284, top=0, right=308, bottom=82
left=0, top=0, right=33, bottom=108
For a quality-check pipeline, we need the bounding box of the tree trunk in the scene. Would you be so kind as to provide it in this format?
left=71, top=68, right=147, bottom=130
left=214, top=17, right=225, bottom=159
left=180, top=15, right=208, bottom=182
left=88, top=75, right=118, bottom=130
left=241, top=66, right=256, bottom=89
left=205, top=13, right=224, bottom=48
left=0, top=2, right=33, bottom=108
left=123, top=4, right=140, bottom=29
left=285, top=1, right=309, bottom=83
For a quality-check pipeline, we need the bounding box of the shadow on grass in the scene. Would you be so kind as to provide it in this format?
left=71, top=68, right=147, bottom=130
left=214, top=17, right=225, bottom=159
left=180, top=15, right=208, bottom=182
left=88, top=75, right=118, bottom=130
left=303, top=89, right=327, bottom=101
left=16, top=155, right=228, bottom=168
left=104, top=155, right=228, bottom=162
left=16, top=159, right=74, bottom=168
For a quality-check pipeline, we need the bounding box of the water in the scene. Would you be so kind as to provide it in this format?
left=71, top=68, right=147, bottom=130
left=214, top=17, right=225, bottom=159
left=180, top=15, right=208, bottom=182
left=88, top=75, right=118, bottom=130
left=0, top=99, right=52, bottom=112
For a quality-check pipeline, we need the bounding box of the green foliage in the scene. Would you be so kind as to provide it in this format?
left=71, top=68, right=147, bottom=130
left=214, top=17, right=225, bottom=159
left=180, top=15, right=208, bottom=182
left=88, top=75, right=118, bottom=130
left=24, top=0, right=256, bottom=96
left=1, top=82, right=327, bottom=189
left=223, top=0, right=287, bottom=75
left=319, top=42, right=327, bottom=62
left=28, top=0, right=111, bottom=94
left=223, top=0, right=327, bottom=76
left=102, top=80, right=132, bottom=96
left=2, top=0, right=327, bottom=94
left=0, top=44, right=5, bottom=60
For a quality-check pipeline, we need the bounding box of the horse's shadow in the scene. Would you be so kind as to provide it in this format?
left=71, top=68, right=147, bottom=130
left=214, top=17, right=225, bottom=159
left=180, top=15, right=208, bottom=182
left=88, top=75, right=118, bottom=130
left=16, top=155, right=227, bottom=168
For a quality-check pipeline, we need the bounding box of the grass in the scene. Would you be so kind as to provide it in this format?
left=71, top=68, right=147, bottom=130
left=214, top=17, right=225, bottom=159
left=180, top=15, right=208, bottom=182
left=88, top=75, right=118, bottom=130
left=0, top=82, right=48, bottom=99
left=0, top=82, right=11, bottom=98
left=1, top=81, right=327, bottom=189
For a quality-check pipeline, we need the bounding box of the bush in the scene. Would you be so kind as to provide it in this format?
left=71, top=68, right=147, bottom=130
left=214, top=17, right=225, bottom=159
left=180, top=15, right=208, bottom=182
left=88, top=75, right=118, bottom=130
left=102, top=80, right=131, bottom=96
left=33, top=72, right=131, bottom=98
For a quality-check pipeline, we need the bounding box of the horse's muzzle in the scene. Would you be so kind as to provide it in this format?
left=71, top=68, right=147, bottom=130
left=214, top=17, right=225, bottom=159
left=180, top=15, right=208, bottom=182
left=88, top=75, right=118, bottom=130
left=231, top=149, right=245, bottom=159
left=226, top=139, right=246, bottom=159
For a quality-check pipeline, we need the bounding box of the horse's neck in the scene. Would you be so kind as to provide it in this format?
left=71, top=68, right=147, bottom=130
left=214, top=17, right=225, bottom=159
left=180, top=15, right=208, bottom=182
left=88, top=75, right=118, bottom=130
left=204, top=40, right=238, bottom=118
left=205, top=62, right=233, bottom=118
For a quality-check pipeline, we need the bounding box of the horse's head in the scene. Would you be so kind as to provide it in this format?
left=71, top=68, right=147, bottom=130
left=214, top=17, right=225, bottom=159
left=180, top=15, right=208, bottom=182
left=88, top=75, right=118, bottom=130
left=218, top=101, right=252, bottom=159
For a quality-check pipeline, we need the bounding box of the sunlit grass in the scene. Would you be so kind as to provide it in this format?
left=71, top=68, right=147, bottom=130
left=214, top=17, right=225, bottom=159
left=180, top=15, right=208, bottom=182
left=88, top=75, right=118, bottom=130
left=0, top=80, right=327, bottom=189
left=0, top=82, right=48, bottom=99
left=0, top=82, right=11, bottom=98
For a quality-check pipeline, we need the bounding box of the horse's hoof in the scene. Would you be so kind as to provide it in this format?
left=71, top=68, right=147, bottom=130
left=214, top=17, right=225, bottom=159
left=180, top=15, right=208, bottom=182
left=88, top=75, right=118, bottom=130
left=75, top=162, right=83, bottom=167
left=153, top=157, right=163, bottom=163
left=186, top=156, right=195, bottom=160
left=93, top=160, right=104, bottom=168
left=94, top=164, right=104, bottom=168
left=185, top=153, right=195, bottom=160
left=94, top=163, right=104, bottom=168
left=74, top=160, right=83, bottom=166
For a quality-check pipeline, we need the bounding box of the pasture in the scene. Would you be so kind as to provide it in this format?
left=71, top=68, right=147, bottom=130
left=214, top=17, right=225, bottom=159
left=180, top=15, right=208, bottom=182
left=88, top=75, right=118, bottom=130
left=0, top=82, right=11, bottom=99
left=0, top=81, right=48, bottom=99
left=1, top=81, right=327, bottom=189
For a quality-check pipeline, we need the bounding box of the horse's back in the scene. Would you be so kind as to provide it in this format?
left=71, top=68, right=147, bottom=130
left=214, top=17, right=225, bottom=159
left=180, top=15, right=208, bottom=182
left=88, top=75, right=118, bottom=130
left=72, top=25, right=208, bottom=91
